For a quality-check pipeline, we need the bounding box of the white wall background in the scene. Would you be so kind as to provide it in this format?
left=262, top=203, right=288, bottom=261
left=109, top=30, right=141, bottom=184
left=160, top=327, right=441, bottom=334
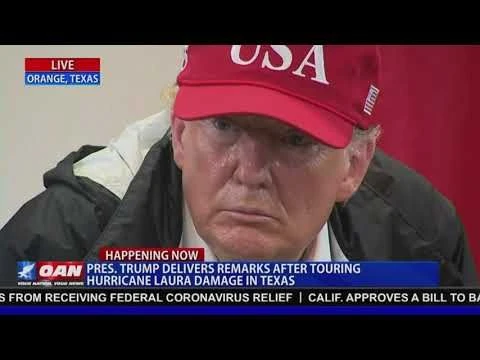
left=0, top=45, right=184, bottom=228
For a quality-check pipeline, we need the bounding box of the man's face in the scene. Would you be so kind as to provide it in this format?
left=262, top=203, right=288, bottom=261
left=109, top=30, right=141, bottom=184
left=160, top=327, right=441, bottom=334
left=172, top=115, right=351, bottom=261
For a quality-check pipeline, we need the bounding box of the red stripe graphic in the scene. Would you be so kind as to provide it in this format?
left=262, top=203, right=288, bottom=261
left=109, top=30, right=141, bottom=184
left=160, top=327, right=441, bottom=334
left=25, top=58, right=100, bottom=72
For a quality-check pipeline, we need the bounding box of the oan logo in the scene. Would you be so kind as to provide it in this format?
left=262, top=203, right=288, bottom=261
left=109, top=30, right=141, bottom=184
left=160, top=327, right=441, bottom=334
left=37, top=261, right=84, bottom=281
left=17, top=261, right=36, bottom=281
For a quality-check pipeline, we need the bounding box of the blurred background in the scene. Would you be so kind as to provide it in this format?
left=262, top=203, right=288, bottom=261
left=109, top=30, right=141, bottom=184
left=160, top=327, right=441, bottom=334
left=0, top=45, right=183, bottom=227
left=374, top=45, right=480, bottom=274
left=1, top=45, right=479, bottom=274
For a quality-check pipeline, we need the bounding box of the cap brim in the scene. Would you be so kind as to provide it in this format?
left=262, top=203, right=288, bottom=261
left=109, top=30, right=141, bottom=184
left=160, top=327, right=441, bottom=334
left=173, top=84, right=353, bottom=149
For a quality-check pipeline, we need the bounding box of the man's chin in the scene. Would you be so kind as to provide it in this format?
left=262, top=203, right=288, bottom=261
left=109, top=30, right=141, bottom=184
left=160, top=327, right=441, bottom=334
left=216, top=251, right=276, bottom=261
left=204, top=227, right=290, bottom=261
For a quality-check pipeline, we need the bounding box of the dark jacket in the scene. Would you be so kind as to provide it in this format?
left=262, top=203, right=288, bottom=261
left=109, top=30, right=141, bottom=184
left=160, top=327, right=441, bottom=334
left=1, top=124, right=478, bottom=287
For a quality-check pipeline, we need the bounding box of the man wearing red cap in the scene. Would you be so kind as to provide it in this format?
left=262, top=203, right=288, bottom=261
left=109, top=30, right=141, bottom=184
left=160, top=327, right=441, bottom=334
left=0, top=45, right=477, bottom=286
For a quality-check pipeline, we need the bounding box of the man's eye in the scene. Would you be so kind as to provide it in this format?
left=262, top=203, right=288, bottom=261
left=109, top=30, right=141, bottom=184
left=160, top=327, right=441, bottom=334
left=212, top=118, right=232, bottom=131
left=283, top=133, right=312, bottom=147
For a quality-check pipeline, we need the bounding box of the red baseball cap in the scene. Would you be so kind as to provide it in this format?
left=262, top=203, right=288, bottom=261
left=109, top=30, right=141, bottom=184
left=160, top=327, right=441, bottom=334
left=173, top=45, right=382, bottom=148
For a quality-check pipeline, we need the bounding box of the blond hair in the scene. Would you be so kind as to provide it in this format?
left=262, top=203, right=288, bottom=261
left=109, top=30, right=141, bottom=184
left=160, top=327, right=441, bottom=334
left=160, top=84, right=179, bottom=109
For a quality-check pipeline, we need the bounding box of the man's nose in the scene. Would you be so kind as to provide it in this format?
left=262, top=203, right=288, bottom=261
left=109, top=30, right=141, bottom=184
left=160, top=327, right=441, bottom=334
left=231, top=133, right=274, bottom=188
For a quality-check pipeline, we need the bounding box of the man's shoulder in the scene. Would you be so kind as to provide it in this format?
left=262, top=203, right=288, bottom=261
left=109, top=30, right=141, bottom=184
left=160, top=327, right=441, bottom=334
left=366, top=149, right=457, bottom=218
left=352, top=149, right=479, bottom=286
left=358, top=149, right=462, bottom=248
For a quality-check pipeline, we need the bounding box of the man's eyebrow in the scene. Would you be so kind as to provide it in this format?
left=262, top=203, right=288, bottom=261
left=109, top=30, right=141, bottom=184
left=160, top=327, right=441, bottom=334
left=224, top=115, right=294, bottom=130
left=215, top=115, right=328, bottom=140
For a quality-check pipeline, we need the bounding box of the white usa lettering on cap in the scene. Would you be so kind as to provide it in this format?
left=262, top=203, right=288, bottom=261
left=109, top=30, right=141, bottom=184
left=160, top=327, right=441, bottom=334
left=230, top=45, right=330, bottom=85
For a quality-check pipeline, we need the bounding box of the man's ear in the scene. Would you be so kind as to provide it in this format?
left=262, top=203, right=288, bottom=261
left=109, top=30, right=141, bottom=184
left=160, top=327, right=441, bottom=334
left=171, top=116, right=186, bottom=170
left=335, top=138, right=376, bottom=202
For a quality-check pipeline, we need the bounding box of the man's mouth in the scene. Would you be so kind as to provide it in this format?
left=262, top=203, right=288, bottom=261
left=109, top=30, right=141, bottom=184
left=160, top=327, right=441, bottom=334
left=220, top=207, right=278, bottom=223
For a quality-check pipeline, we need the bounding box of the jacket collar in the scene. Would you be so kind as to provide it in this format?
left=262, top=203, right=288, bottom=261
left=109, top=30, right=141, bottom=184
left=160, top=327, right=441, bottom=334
left=330, top=150, right=396, bottom=260
left=84, top=132, right=184, bottom=260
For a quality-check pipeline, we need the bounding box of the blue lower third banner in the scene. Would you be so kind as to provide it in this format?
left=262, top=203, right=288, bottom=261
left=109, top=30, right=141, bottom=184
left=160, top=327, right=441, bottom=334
left=25, top=72, right=100, bottom=86
left=85, top=261, right=440, bottom=287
